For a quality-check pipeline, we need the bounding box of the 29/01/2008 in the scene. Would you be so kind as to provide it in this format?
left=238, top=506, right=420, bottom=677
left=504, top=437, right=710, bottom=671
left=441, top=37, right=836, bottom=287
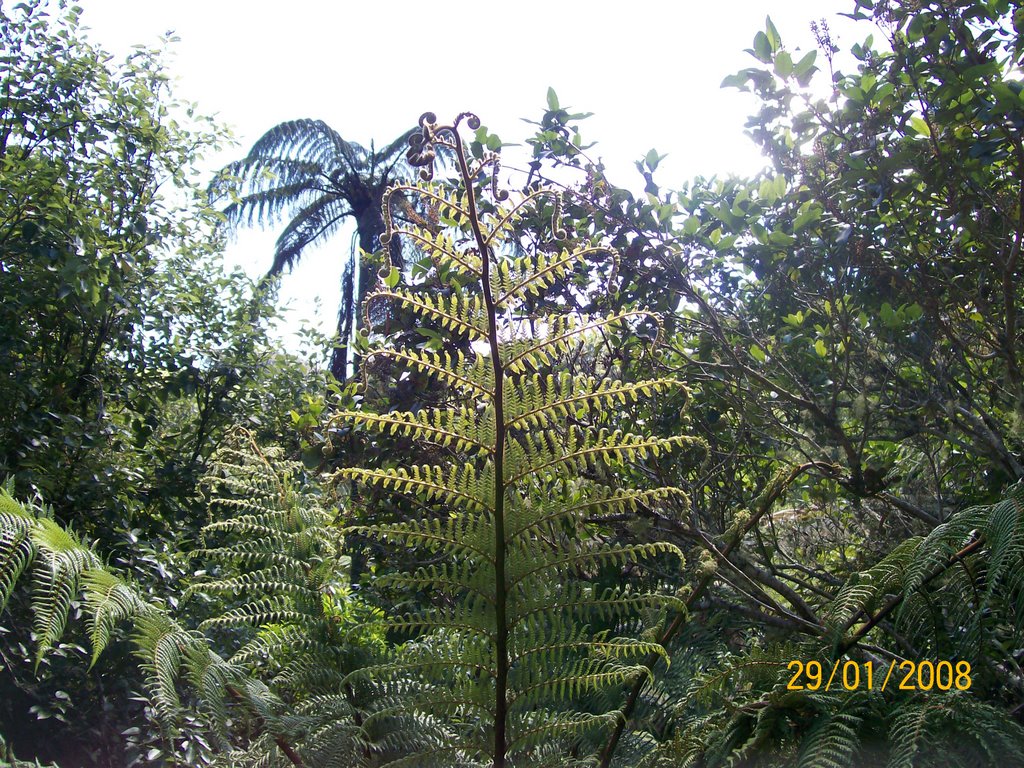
left=785, top=659, right=972, bottom=692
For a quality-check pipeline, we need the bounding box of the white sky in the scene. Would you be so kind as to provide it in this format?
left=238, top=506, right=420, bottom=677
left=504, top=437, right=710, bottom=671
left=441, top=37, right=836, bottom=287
left=77, top=1, right=864, bottom=347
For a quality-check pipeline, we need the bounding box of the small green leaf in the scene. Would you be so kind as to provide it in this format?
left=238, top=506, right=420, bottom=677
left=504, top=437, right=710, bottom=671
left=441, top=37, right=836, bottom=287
left=873, top=82, right=894, bottom=104
left=546, top=87, right=560, bottom=111
left=765, top=16, right=781, bottom=52
left=768, top=230, right=796, bottom=246
left=715, top=234, right=738, bottom=251
left=774, top=51, right=793, bottom=79
left=793, top=203, right=822, bottom=231
left=301, top=445, right=320, bottom=469
left=721, top=72, right=751, bottom=91
left=909, top=115, right=930, bottom=137
left=880, top=302, right=898, bottom=328
left=383, top=266, right=400, bottom=289
left=907, top=14, right=925, bottom=42
left=752, top=31, right=772, bottom=63
left=793, top=49, right=817, bottom=77
left=841, top=86, right=866, bottom=103
left=750, top=345, right=767, bottom=363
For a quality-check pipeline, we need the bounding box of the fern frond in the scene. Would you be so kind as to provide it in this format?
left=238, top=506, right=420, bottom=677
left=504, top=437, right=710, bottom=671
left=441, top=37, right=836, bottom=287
left=0, top=488, right=36, bottom=612
left=30, top=518, right=100, bottom=664
left=365, top=288, right=489, bottom=339
left=333, top=407, right=494, bottom=455
left=385, top=225, right=483, bottom=277
left=0, top=444, right=367, bottom=766
left=480, top=188, right=560, bottom=248
left=510, top=587, right=685, bottom=630
left=507, top=541, right=683, bottom=590
left=81, top=567, right=146, bottom=666
left=200, top=597, right=316, bottom=631
left=337, top=112, right=693, bottom=767
left=358, top=514, right=495, bottom=561
left=826, top=537, right=922, bottom=627
left=377, top=563, right=496, bottom=602
left=338, top=464, right=493, bottom=512
left=506, top=374, right=683, bottom=430
left=794, top=695, right=864, bottom=768
left=492, top=246, right=616, bottom=308
left=505, top=710, right=618, bottom=753
left=507, top=429, right=696, bottom=483
left=365, top=348, right=494, bottom=397
left=506, top=485, right=690, bottom=540
left=501, top=310, right=661, bottom=374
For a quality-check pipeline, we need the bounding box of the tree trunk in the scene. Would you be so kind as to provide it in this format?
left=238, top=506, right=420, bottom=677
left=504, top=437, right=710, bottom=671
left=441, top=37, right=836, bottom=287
left=329, top=203, right=402, bottom=381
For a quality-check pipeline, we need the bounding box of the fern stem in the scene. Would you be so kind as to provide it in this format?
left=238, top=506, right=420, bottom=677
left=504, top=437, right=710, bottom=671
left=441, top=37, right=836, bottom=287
left=451, top=119, right=509, bottom=768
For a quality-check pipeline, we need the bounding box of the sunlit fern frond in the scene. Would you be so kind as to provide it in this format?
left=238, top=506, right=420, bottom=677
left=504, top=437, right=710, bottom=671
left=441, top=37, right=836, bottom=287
left=0, top=431, right=392, bottom=766
left=335, top=111, right=694, bottom=767
left=191, top=428, right=388, bottom=763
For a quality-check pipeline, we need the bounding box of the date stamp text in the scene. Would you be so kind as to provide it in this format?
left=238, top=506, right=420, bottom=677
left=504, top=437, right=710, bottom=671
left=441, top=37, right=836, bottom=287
left=786, top=660, right=972, bottom=692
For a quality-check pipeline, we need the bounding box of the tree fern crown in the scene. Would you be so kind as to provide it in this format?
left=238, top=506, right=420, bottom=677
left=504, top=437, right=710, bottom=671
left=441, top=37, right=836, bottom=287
left=211, top=119, right=420, bottom=379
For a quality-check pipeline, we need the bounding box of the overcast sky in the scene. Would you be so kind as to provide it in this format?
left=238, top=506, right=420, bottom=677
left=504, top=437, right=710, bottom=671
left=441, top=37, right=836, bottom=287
left=76, top=1, right=864, bottom=345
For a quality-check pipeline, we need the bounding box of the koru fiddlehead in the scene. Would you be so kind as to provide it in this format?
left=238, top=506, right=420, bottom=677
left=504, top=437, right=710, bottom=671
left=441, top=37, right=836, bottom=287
left=404, top=111, right=508, bottom=201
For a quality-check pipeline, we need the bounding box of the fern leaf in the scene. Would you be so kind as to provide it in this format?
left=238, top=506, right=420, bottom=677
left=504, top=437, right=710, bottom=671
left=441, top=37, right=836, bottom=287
left=30, top=519, right=100, bottom=664
left=365, top=288, right=489, bottom=339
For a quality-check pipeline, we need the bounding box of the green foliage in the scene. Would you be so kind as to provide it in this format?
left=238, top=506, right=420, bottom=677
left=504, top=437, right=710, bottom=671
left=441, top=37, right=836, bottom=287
left=0, top=5, right=323, bottom=758
left=6, top=2, right=1024, bottom=766
left=0, top=430, right=388, bottom=767
left=189, top=428, right=387, bottom=765
left=685, top=0, right=1024, bottom=514
left=329, top=112, right=699, bottom=767
left=0, top=0, right=289, bottom=535
left=653, top=485, right=1024, bottom=766
left=0, top=481, right=270, bottom=762
left=514, top=3, right=1024, bottom=765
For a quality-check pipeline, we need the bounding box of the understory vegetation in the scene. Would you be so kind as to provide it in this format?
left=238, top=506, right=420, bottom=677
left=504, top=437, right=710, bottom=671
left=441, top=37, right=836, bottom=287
left=3, top=1, right=1024, bottom=766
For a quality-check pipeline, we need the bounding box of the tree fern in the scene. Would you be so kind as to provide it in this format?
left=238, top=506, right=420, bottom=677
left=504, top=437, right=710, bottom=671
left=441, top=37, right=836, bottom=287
left=211, top=119, right=439, bottom=379
left=331, top=111, right=697, bottom=767
left=823, top=483, right=1024, bottom=665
